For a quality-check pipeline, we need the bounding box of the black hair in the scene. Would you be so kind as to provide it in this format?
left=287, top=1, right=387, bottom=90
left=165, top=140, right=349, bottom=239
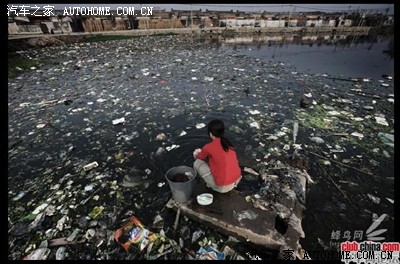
left=207, top=119, right=234, bottom=152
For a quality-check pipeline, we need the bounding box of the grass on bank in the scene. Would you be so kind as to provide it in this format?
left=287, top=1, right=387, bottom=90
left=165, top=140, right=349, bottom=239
left=8, top=53, right=40, bottom=79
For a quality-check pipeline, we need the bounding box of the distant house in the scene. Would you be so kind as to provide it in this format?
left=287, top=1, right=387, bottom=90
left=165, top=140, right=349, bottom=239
left=266, top=19, right=285, bottom=28
left=220, top=18, right=237, bottom=27
left=287, top=19, right=298, bottom=27
left=306, top=19, right=322, bottom=27
left=172, top=9, right=202, bottom=27
left=152, top=9, right=170, bottom=19
left=236, top=17, right=256, bottom=27
left=336, top=15, right=353, bottom=27
left=341, top=19, right=353, bottom=27
left=200, top=16, right=213, bottom=27
left=326, top=18, right=337, bottom=27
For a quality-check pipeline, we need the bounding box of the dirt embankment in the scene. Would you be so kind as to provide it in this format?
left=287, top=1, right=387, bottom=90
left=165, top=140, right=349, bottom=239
left=8, top=35, right=86, bottom=52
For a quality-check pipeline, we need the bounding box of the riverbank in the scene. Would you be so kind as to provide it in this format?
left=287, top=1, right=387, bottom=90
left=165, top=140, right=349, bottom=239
left=8, top=26, right=372, bottom=42
left=12, top=26, right=374, bottom=38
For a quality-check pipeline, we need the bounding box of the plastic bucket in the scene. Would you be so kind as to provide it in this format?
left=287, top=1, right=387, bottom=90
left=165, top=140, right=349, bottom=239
left=165, top=166, right=197, bottom=203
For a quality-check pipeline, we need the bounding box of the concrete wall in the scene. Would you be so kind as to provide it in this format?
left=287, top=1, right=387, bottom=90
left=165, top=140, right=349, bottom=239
left=288, top=20, right=298, bottom=27
left=266, top=20, right=285, bottom=27
left=75, top=19, right=124, bottom=32
left=8, top=23, right=19, bottom=34
left=83, top=19, right=104, bottom=32
left=236, top=19, right=256, bottom=27
left=19, top=25, right=43, bottom=33
left=102, top=20, right=113, bottom=31
left=222, top=19, right=237, bottom=27
left=9, top=23, right=43, bottom=34
left=41, top=22, right=55, bottom=33
left=61, top=22, right=73, bottom=33
left=114, top=19, right=127, bottom=30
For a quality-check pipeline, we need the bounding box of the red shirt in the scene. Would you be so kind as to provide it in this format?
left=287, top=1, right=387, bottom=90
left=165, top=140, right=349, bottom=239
left=196, top=137, right=241, bottom=186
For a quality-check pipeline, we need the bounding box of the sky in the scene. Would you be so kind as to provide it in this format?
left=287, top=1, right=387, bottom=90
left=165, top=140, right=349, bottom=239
left=25, top=4, right=394, bottom=14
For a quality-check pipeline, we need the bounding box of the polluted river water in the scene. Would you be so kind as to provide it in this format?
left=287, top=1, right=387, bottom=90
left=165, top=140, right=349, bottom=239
left=8, top=33, right=394, bottom=260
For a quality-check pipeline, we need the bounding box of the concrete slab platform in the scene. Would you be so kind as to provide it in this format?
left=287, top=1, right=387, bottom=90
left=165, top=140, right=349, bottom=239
left=165, top=162, right=314, bottom=260
left=166, top=180, right=288, bottom=251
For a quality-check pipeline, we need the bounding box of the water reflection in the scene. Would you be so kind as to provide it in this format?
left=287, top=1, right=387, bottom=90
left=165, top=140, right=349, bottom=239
left=209, top=34, right=393, bottom=57
left=207, top=33, right=394, bottom=79
left=382, top=36, right=394, bottom=59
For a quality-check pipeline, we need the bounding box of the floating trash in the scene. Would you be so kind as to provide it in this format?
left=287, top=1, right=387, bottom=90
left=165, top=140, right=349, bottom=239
left=310, top=137, right=325, bottom=144
left=24, top=248, right=51, bottom=260
left=166, top=144, right=180, bottom=151
left=83, top=161, right=99, bottom=172
left=243, top=167, right=259, bottom=176
left=382, top=74, right=393, bottom=80
left=197, top=246, right=225, bottom=260
left=66, top=228, right=81, bottom=242
left=386, top=198, right=394, bottom=204
left=367, top=194, right=381, bottom=204
left=156, top=133, right=167, bottom=141
left=197, top=193, right=214, bottom=205
left=84, top=229, right=96, bottom=240
left=155, top=147, right=166, bottom=156
left=351, top=132, right=364, bottom=139
left=249, top=121, right=260, bottom=129
left=322, top=160, right=331, bottom=165
left=12, top=191, right=26, bottom=201
left=114, top=215, right=177, bottom=258
left=378, top=133, right=394, bottom=148
left=84, top=185, right=94, bottom=191
left=196, top=123, right=206, bottom=129
left=56, top=215, right=68, bottom=231
left=374, top=116, right=389, bottom=126
left=249, top=110, right=260, bottom=115
left=32, top=203, right=49, bottom=215
left=89, top=206, right=105, bottom=219
left=112, top=117, right=126, bottom=125
left=55, top=246, right=67, bottom=260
